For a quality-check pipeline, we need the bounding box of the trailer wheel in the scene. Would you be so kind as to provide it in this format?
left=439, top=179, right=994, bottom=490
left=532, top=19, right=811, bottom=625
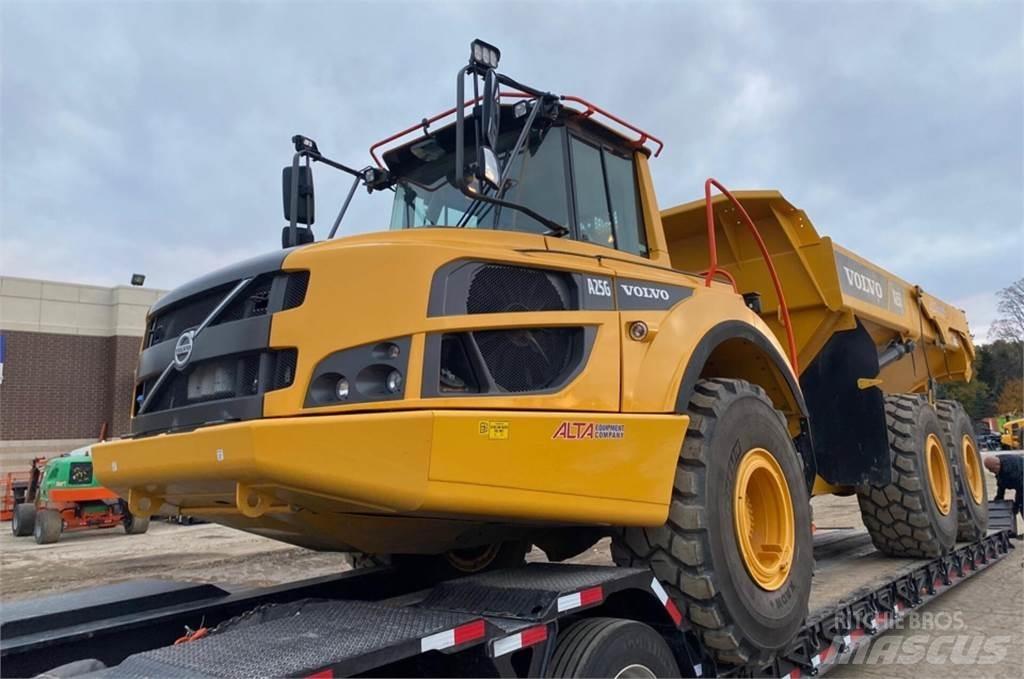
left=936, top=400, right=988, bottom=541
left=546, top=618, right=679, bottom=678
left=612, top=378, right=812, bottom=666
left=33, top=509, right=62, bottom=544
left=857, top=395, right=957, bottom=557
left=124, top=512, right=150, bottom=535
left=12, top=503, right=36, bottom=537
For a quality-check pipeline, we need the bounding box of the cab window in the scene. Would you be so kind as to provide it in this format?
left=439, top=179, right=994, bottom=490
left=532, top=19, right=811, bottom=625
left=569, top=136, right=647, bottom=257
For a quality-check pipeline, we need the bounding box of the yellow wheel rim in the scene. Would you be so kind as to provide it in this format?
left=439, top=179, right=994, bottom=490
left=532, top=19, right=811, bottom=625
left=733, top=448, right=795, bottom=592
left=446, top=544, right=500, bottom=573
left=960, top=435, right=984, bottom=505
left=926, top=433, right=952, bottom=516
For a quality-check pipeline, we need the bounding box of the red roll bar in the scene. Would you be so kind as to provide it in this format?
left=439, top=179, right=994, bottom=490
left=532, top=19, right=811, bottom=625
left=703, top=178, right=800, bottom=373
left=369, top=93, right=664, bottom=168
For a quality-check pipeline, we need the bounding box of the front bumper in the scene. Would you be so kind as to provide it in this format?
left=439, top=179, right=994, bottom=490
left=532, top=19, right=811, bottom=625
left=93, top=410, right=687, bottom=529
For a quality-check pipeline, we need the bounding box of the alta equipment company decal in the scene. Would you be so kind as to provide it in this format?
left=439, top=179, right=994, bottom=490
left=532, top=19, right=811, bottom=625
left=552, top=422, right=625, bottom=440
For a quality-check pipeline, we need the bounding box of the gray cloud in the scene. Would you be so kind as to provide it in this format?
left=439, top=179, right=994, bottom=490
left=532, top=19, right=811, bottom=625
left=2, top=1, right=1021, bottom=337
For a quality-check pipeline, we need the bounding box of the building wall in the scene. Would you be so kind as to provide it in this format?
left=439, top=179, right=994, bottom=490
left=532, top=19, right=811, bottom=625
left=0, top=277, right=165, bottom=472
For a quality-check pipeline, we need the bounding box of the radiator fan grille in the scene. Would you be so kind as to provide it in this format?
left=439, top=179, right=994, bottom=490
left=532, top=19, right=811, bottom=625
left=461, top=265, right=580, bottom=393
left=474, top=327, right=580, bottom=392
left=467, top=265, right=568, bottom=314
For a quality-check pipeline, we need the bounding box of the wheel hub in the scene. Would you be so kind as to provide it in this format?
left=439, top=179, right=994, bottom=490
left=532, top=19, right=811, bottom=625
left=926, top=433, right=952, bottom=515
left=960, top=435, right=983, bottom=505
left=733, top=448, right=795, bottom=592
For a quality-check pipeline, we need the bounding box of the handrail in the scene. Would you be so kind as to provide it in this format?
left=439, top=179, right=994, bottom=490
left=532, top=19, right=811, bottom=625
left=703, top=178, right=800, bottom=373
left=369, top=92, right=664, bottom=168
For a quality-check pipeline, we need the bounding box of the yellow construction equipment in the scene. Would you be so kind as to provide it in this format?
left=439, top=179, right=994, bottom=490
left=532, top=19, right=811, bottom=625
left=92, top=42, right=984, bottom=666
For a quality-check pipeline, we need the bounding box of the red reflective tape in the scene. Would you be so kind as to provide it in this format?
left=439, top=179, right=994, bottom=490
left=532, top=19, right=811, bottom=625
left=521, top=625, right=548, bottom=647
left=306, top=670, right=333, bottom=679
left=453, top=619, right=486, bottom=645
left=579, top=586, right=603, bottom=606
left=665, top=598, right=683, bottom=626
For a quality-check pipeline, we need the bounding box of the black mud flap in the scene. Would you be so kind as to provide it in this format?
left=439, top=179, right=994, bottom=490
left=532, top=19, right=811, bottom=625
left=799, top=320, right=891, bottom=487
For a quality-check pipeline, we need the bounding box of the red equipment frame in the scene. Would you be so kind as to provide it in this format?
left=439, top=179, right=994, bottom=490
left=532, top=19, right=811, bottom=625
left=369, top=92, right=664, bottom=168
left=702, top=178, right=800, bottom=373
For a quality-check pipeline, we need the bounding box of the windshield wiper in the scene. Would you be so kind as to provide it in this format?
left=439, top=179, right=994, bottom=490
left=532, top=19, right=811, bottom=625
left=454, top=96, right=569, bottom=237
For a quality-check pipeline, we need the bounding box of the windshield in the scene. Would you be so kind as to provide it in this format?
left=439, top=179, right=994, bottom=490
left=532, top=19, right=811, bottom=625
left=389, top=125, right=568, bottom=234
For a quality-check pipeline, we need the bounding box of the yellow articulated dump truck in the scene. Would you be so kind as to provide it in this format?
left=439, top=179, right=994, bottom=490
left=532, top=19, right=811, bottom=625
left=93, top=42, right=984, bottom=666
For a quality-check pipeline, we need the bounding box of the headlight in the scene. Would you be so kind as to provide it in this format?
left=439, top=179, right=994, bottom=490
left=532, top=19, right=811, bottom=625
left=335, top=377, right=350, bottom=400
left=304, top=337, right=411, bottom=407
left=386, top=370, right=403, bottom=394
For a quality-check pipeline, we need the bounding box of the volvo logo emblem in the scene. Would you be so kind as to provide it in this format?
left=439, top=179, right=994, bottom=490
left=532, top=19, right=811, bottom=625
left=173, top=330, right=196, bottom=370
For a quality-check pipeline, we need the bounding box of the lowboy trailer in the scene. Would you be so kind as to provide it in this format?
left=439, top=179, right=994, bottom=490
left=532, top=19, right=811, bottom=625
left=0, top=518, right=1013, bottom=678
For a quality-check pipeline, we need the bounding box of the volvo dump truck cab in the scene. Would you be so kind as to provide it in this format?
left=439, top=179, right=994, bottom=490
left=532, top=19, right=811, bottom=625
left=92, top=41, right=987, bottom=668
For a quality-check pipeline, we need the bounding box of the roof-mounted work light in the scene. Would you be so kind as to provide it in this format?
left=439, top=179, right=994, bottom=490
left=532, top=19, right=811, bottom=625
left=470, top=39, right=500, bottom=69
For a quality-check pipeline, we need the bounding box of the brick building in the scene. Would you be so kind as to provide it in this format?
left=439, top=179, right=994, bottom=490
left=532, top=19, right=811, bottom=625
left=0, top=276, right=165, bottom=472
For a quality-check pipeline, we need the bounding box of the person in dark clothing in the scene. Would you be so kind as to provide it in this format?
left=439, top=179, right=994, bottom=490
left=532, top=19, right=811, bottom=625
left=984, top=454, right=1023, bottom=517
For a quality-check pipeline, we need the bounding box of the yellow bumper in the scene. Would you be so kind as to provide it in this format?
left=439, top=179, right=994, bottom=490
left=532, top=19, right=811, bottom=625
left=93, top=410, right=687, bottom=527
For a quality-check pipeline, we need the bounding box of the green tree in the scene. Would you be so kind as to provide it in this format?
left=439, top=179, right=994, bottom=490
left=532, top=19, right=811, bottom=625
left=974, top=339, right=1023, bottom=408
left=996, top=378, right=1023, bottom=416
left=939, top=379, right=993, bottom=420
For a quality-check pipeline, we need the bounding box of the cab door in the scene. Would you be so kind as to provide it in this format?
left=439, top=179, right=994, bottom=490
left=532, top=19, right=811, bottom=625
left=546, top=130, right=695, bottom=414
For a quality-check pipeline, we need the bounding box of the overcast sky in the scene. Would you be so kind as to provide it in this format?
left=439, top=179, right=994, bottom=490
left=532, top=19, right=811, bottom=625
left=2, top=1, right=1021, bottom=338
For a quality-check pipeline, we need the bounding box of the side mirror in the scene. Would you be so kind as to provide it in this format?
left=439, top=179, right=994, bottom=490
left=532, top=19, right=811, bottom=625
left=477, top=146, right=500, bottom=190
left=282, top=165, right=315, bottom=225
left=475, top=69, right=502, bottom=191
left=281, top=226, right=315, bottom=248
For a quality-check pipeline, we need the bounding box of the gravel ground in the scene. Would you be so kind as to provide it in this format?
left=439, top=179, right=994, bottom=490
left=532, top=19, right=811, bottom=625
left=0, top=476, right=1020, bottom=677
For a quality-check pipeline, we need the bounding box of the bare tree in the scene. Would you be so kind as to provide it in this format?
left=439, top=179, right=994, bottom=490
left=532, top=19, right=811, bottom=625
left=988, top=278, right=1024, bottom=342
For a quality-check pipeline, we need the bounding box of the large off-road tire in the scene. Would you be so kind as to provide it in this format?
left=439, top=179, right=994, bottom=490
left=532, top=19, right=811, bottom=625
left=612, top=378, right=813, bottom=666
left=546, top=618, right=680, bottom=678
left=33, top=509, right=62, bottom=545
left=936, top=400, right=989, bottom=541
left=857, top=395, right=958, bottom=557
left=12, top=503, right=36, bottom=537
left=124, top=512, right=150, bottom=535
left=389, top=540, right=529, bottom=584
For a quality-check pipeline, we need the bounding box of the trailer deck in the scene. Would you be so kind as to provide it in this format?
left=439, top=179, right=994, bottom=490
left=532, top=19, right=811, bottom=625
left=1, top=515, right=1014, bottom=679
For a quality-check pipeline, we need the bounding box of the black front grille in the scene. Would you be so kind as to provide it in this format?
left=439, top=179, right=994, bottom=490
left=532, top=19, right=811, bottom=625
left=134, top=349, right=297, bottom=417
left=144, top=271, right=309, bottom=348
left=271, top=349, right=298, bottom=390
left=283, top=271, right=310, bottom=310
left=467, top=265, right=569, bottom=314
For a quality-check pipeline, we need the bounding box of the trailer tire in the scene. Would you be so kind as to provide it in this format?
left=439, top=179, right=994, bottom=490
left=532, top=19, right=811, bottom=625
left=124, top=512, right=150, bottom=535
left=857, top=395, right=957, bottom=557
left=33, top=509, right=62, bottom=544
left=612, top=378, right=813, bottom=666
left=546, top=617, right=680, bottom=678
left=12, top=503, right=36, bottom=537
left=936, top=400, right=988, bottom=541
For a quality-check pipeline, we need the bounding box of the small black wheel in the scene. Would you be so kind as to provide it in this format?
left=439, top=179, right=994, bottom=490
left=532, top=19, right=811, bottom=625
left=124, top=511, right=150, bottom=535
left=33, top=509, right=62, bottom=545
left=12, top=503, right=36, bottom=537
left=547, top=618, right=680, bottom=678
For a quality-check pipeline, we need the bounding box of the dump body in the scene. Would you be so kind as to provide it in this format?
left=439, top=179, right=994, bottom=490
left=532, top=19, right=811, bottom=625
left=660, top=190, right=975, bottom=393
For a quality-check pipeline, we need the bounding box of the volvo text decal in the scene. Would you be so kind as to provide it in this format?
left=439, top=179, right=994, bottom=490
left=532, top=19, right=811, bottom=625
left=616, top=279, right=694, bottom=311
